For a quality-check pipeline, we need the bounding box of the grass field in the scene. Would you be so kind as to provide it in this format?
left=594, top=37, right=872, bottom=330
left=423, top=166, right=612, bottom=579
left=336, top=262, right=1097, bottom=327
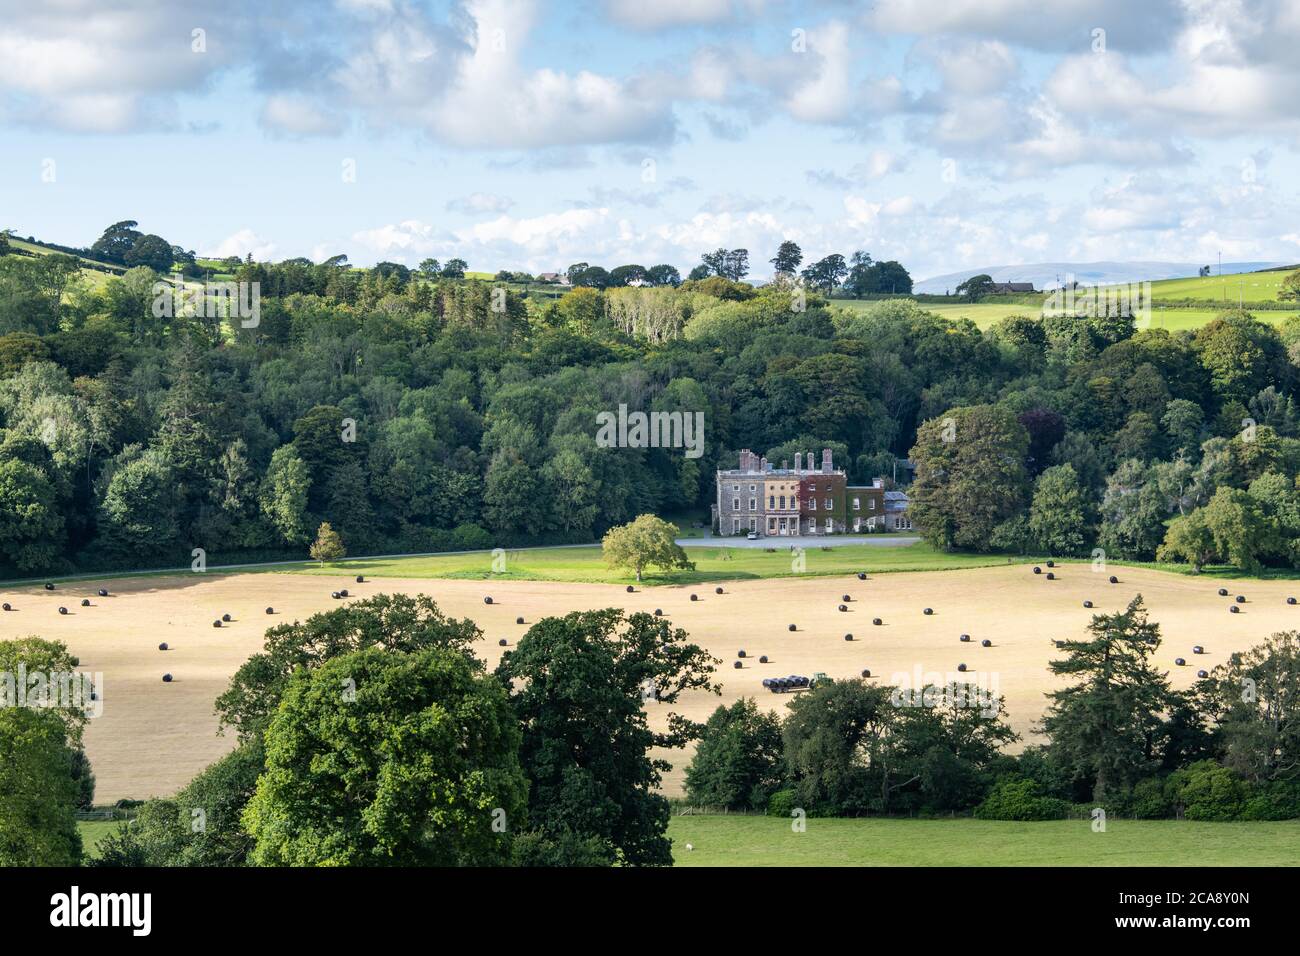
left=667, top=815, right=1300, bottom=866
left=1149, top=269, right=1297, bottom=304
left=77, top=820, right=122, bottom=859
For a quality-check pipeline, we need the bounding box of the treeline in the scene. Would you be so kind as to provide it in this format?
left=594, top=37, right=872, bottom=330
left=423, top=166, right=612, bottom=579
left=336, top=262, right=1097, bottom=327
left=906, top=308, right=1300, bottom=572
left=685, top=598, right=1300, bottom=823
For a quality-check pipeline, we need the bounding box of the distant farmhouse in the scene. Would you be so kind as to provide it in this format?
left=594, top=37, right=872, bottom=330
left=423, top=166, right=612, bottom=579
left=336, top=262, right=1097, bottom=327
left=987, top=281, right=1036, bottom=293
left=713, top=448, right=911, bottom=537
left=536, top=272, right=570, bottom=285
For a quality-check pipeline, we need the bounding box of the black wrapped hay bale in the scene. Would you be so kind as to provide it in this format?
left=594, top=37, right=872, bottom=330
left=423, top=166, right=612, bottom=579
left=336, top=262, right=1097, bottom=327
left=222, top=613, right=232, bottom=622
left=58, top=606, right=67, bottom=615
left=856, top=572, right=866, bottom=580
left=923, top=607, right=933, bottom=615
left=759, top=655, right=768, bottom=663
left=162, top=673, right=173, bottom=683
left=872, top=617, right=882, bottom=626
left=1083, top=600, right=1093, bottom=608
left=1175, top=657, right=1186, bottom=666
left=1218, top=588, right=1229, bottom=596
left=265, top=607, right=274, bottom=615
left=356, top=575, right=364, bottom=583
left=1108, top=576, right=1118, bottom=584
left=733, top=660, right=742, bottom=669
left=213, top=619, right=222, bottom=628
left=1045, top=572, right=1055, bottom=580
left=516, top=616, right=524, bottom=625
left=715, top=587, right=724, bottom=595
left=960, top=634, right=971, bottom=642
left=1235, top=595, right=1245, bottom=603
left=339, top=589, right=348, bottom=598
left=842, top=594, right=851, bottom=602
left=690, top=594, right=698, bottom=602
left=861, top=669, right=872, bottom=678
left=81, top=599, right=90, bottom=607
left=44, top=583, right=54, bottom=591
left=158, top=643, right=168, bottom=651
left=1032, top=566, right=1041, bottom=574
left=654, top=608, right=663, bottom=616
left=1046, top=560, right=1055, bottom=568
left=981, top=639, right=991, bottom=647
left=1197, top=669, right=1209, bottom=679
left=1193, top=645, right=1204, bottom=654
left=1, top=603, right=10, bottom=612
left=1230, top=605, right=1240, bottom=614
left=626, top=585, right=635, bottom=593
left=844, top=633, right=853, bottom=642
left=738, top=650, right=746, bottom=658
left=331, top=591, right=341, bottom=599
left=838, top=604, right=848, bottom=612
left=957, top=663, right=967, bottom=672
left=484, top=596, right=493, bottom=604
left=98, top=588, right=109, bottom=597
left=788, top=624, right=797, bottom=631
left=1290, top=597, right=1297, bottom=605
left=498, top=639, right=507, bottom=647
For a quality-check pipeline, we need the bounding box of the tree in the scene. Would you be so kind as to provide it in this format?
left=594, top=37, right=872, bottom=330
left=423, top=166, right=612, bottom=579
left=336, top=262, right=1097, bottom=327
left=801, top=254, right=847, bottom=293
left=684, top=698, right=785, bottom=811
left=90, top=220, right=142, bottom=264
left=259, top=446, right=312, bottom=546
left=123, top=234, right=174, bottom=272
left=1277, top=270, right=1300, bottom=303
left=1099, top=459, right=1169, bottom=560
left=97, top=449, right=181, bottom=559
left=0, top=708, right=83, bottom=866
left=1199, top=631, right=1300, bottom=784
left=1028, top=463, right=1092, bottom=556
left=243, top=645, right=526, bottom=866
left=308, top=521, right=346, bottom=565
left=0, top=458, right=64, bottom=571
left=907, top=405, right=1031, bottom=551
left=769, top=241, right=803, bottom=277
left=441, top=258, right=467, bottom=279
left=1041, top=596, right=1173, bottom=802
left=418, top=258, right=441, bottom=277
left=955, top=273, right=994, bottom=301
left=1157, top=509, right=1216, bottom=570
left=601, top=514, right=694, bottom=581
left=645, top=264, right=681, bottom=287
left=495, top=608, right=719, bottom=865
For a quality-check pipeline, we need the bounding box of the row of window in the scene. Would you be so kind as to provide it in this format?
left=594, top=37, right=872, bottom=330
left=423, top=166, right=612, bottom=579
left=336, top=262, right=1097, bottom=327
left=729, top=496, right=877, bottom=511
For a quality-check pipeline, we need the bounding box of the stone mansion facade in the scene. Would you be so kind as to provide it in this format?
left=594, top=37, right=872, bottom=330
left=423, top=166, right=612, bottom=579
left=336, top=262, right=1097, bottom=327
left=712, top=448, right=912, bottom=537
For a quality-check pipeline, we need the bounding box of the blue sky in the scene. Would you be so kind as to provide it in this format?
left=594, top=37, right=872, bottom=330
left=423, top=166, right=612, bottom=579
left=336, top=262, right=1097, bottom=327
left=1, top=0, right=1298, bottom=280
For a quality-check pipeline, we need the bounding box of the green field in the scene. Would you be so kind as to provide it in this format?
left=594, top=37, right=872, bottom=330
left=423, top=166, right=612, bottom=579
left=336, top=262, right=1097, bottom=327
left=78, top=819, right=122, bottom=859
left=1149, top=269, right=1297, bottom=304
left=272, top=540, right=1011, bottom=585
left=668, top=815, right=1300, bottom=866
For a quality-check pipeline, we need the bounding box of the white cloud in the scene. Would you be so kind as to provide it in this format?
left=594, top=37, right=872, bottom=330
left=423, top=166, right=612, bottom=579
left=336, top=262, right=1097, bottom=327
left=203, top=229, right=279, bottom=261
left=446, top=192, right=516, bottom=214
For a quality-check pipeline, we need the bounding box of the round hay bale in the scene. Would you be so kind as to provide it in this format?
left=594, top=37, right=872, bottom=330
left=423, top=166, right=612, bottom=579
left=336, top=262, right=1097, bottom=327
left=356, top=575, right=364, bottom=583
left=861, top=669, right=872, bottom=678
left=1175, top=657, right=1185, bottom=666
left=44, top=583, right=54, bottom=591
left=498, top=639, right=508, bottom=647
left=331, top=591, right=341, bottom=599
left=626, top=585, right=635, bottom=593
left=162, top=674, right=173, bottom=683
left=981, top=639, right=992, bottom=647
left=98, top=588, right=109, bottom=597
left=1032, top=566, right=1042, bottom=574
left=690, top=594, right=698, bottom=602
left=265, top=607, right=274, bottom=615
left=842, top=594, right=851, bottom=602
left=738, top=650, right=747, bottom=658
left=960, top=634, right=971, bottom=642
left=58, top=606, right=67, bottom=615
left=1218, top=588, right=1229, bottom=596
left=339, top=589, right=349, bottom=598
left=1, top=603, right=10, bottom=612
left=1193, top=645, right=1204, bottom=654
left=80, top=599, right=90, bottom=607
left=715, top=587, right=724, bottom=595
left=856, top=572, right=866, bottom=580
left=759, top=655, right=768, bottom=663
left=222, top=613, right=232, bottom=622
left=872, top=617, right=882, bottom=626
left=788, top=624, right=797, bottom=631
left=1290, top=597, right=1297, bottom=605
left=213, top=619, right=222, bottom=628
left=1108, top=576, right=1118, bottom=584
left=838, top=604, right=848, bottom=612
left=762, top=679, right=773, bottom=689
left=654, top=608, right=663, bottom=616
left=844, top=633, right=853, bottom=642
left=1236, top=595, right=1246, bottom=603
left=923, top=607, right=933, bottom=615
left=1045, top=572, right=1055, bottom=580
left=733, top=660, right=742, bottom=669
left=957, top=663, right=967, bottom=672
left=516, top=616, right=524, bottom=625
left=1083, top=600, right=1093, bottom=608
left=1046, top=560, right=1055, bottom=568
left=484, top=596, right=493, bottom=605
left=1197, top=670, right=1209, bottom=679
left=158, top=643, right=168, bottom=651
left=1230, top=605, right=1240, bottom=614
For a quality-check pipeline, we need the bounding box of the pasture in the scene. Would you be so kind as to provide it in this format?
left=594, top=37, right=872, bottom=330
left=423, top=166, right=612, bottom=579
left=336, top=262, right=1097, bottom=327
left=6, top=560, right=1298, bottom=803
left=667, top=815, right=1300, bottom=866
left=1148, top=269, right=1297, bottom=304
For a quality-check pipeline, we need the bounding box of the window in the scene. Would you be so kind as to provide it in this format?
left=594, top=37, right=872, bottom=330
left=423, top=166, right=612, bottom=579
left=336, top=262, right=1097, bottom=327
left=827, top=518, right=835, bottom=533
left=732, top=498, right=740, bottom=510
left=824, top=498, right=832, bottom=510
left=769, top=495, right=775, bottom=509
left=749, top=497, right=756, bottom=511
left=780, top=496, right=786, bottom=509
left=749, top=484, right=756, bottom=493
left=869, top=498, right=876, bottom=510
left=852, top=497, right=860, bottom=510
left=809, top=498, right=817, bottom=510
left=732, top=484, right=739, bottom=492
left=732, top=518, right=739, bottom=532
left=749, top=517, right=757, bottom=531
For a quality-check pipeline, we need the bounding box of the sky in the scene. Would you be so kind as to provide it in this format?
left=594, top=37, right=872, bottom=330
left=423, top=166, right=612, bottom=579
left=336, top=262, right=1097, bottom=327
left=0, top=0, right=1298, bottom=281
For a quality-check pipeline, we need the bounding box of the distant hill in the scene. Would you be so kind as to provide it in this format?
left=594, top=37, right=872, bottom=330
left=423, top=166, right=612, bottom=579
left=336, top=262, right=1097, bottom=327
left=914, top=261, right=1290, bottom=295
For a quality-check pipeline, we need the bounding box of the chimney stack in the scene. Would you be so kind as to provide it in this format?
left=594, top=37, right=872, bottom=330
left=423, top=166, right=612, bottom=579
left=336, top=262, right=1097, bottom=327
left=822, top=448, right=832, bottom=473
left=794, top=452, right=802, bottom=472
left=759, top=456, right=768, bottom=472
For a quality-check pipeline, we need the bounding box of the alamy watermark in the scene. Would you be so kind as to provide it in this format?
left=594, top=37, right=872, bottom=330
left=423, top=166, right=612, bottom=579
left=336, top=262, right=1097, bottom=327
left=595, top=403, right=704, bottom=459
left=0, top=665, right=102, bottom=719
left=1044, top=274, right=1152, bottom=326
left=889, top=667, right=1001, bottom=718
left=152, top=279, right=260, bottom=328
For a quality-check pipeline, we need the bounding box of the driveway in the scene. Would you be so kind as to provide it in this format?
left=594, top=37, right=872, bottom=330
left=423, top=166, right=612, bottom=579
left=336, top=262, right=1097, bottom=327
left=678, top=534, right=920, bottom=549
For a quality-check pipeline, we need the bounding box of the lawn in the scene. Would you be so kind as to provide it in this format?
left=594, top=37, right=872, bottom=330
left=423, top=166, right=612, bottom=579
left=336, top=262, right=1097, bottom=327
left=274, top=540, right=1016, bottom=585
left=78, top=819, right=123, bottom=859
left=668, top=814, right=1300, bottom=866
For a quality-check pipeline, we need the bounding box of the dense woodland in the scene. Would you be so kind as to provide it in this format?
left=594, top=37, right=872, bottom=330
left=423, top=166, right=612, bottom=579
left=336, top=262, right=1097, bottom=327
left=2, top=225, right=1300, bottom=578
